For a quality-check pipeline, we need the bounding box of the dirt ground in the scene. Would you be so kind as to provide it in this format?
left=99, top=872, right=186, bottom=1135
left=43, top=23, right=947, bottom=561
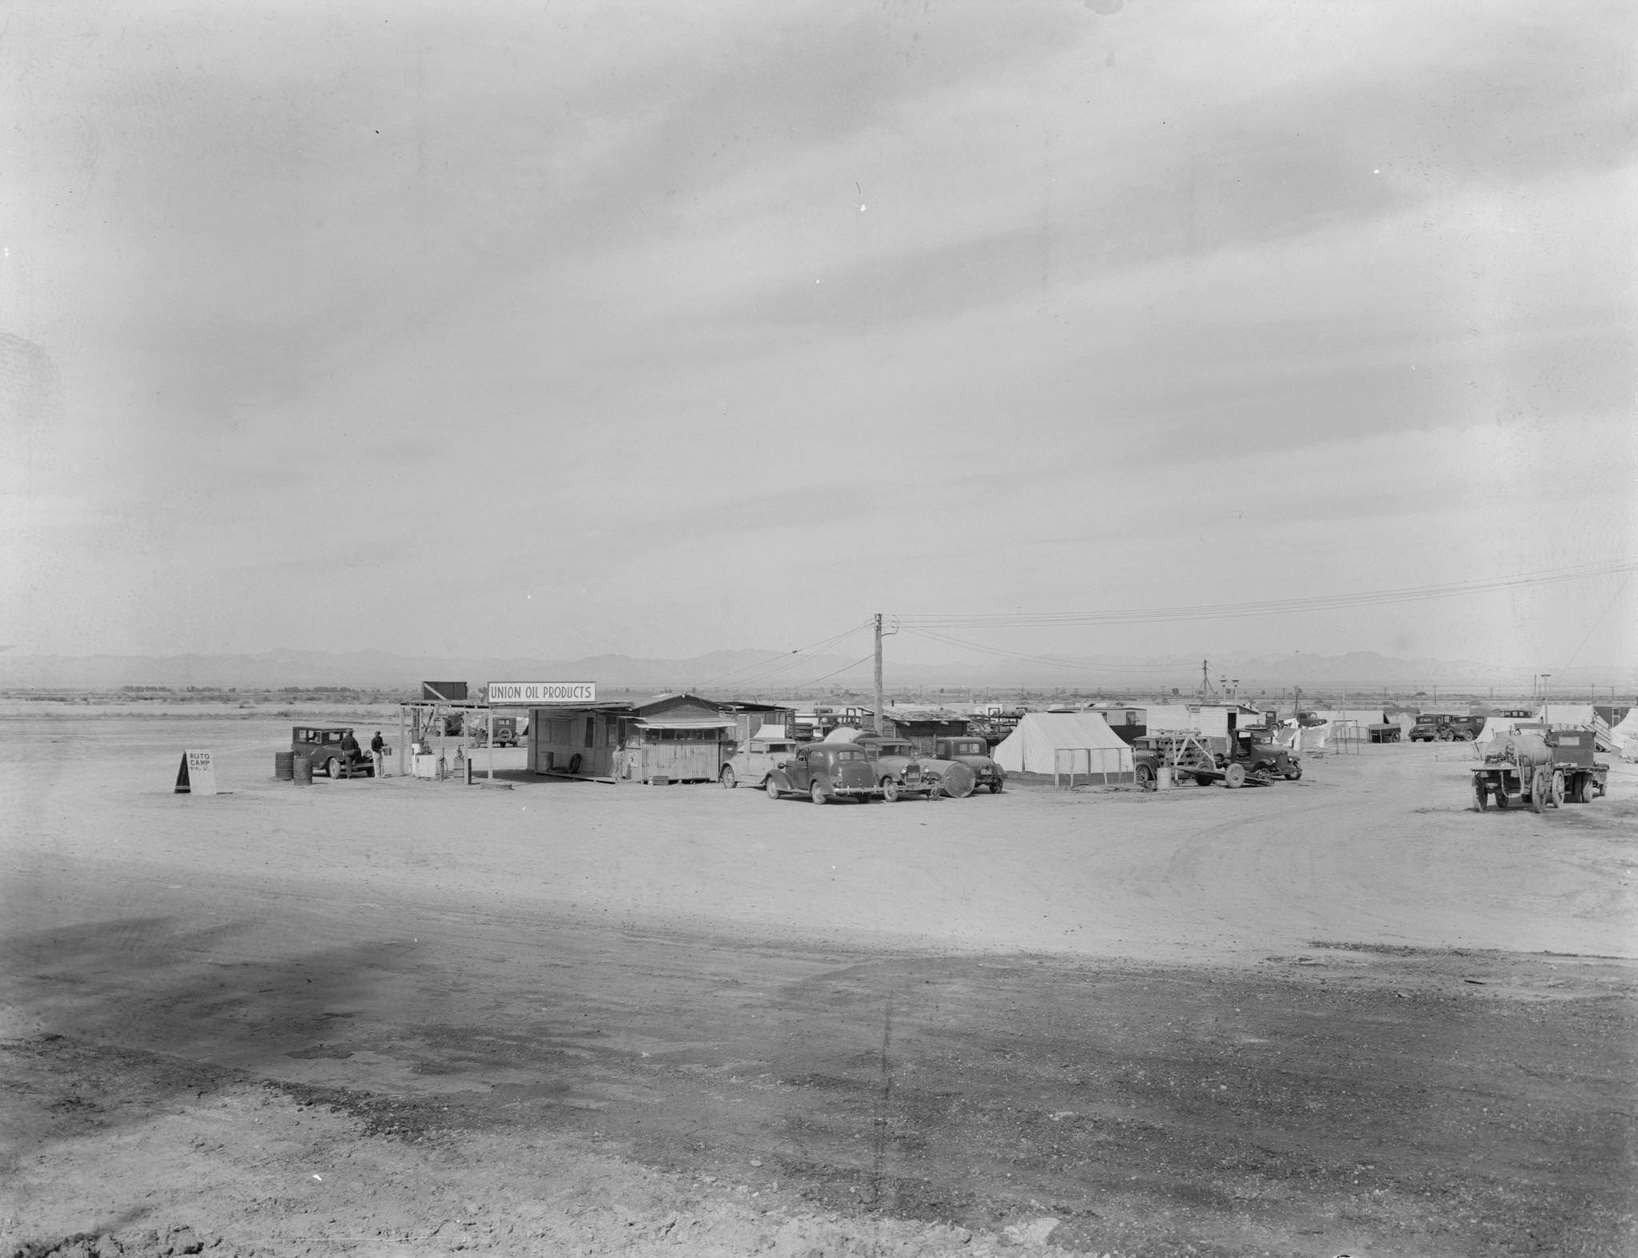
left=2, top=707, right=1635, bottom=1257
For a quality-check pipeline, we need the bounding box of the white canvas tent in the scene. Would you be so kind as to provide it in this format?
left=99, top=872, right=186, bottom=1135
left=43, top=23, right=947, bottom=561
left=992, top=712, right=1134, bottom=778
left=1612, top=709, right=1638, bottom=761
left=1475, top=715, right=1529, bottom=751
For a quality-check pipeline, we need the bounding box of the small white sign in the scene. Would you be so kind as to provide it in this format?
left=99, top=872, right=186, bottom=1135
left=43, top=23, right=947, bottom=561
left=177, top=748, right=218, bottom=796
left=487, top=681, right=596, bottom=705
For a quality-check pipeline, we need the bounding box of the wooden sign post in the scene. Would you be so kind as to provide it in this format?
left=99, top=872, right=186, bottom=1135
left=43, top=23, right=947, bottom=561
left=174, top=749, right=218, bottom=796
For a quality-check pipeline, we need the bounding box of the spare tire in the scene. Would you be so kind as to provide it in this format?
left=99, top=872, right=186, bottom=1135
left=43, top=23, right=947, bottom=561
left=567, top=753, right=583, bottom=775
left=938, top=762, right=977, bottom=799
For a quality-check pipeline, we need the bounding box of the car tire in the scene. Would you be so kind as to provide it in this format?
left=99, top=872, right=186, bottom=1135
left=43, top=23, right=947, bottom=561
left=811, top=780, right=829, bottom=805
left=989, top=780, right=1004, bottom=794
left=1550, top=770, right=1566, bottom=808
left=1136, top=763, right=1156, bottom=792
left=881, top=777, right=901, bottom=803
left=1224, top=763, right=1247, bottom=789
left=720, top=765, right=737, bottom=789
left=1283, top=765, right=1302, bottom=780
left=567, top=753, right=582, bottom=775
left=326, top=757, right=342, bottom=779
left=1473, top=778, right=1489, bottom=810
left=766, top=778, right=782, bottom=800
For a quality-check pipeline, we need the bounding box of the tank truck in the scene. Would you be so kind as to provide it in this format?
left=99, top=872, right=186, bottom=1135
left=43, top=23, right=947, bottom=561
left=1471, top=727, right=1608, bottom=812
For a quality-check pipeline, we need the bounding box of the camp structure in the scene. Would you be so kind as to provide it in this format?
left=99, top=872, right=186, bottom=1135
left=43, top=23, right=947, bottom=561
left=880, top=704, right=970, bottom=752
left=1611, top=708, right=1638, bottom=761
left=992, top=712, right=1134, bottom=782
left=1141, top=703, right=1264, bottom=747
left=1313, top=708, right=1402, bottom=744
left=611, top=693, right=738, bottom=784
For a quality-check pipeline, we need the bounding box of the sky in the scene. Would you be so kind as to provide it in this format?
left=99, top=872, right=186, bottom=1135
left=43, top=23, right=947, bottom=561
left=2, top=0, right=1635, bottom=679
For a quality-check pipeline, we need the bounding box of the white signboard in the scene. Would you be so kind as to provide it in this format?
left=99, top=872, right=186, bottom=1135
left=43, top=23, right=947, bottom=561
left=487, top=681, right=597, bottom=705
left=175, top=748, right=218, bottom=796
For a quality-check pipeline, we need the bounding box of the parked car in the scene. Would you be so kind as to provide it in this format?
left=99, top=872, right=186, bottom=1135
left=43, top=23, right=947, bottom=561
left=1409, top=712, right=1483, bottom=742
left=931, top=736, right=1005, bottom=794
left=720, top=728, right=798, bottom=789
left=845, top=733, right=932, bottom=801
left=290, top=725, right=374, bottom=779
left=764, top=743, right=882, bottom=803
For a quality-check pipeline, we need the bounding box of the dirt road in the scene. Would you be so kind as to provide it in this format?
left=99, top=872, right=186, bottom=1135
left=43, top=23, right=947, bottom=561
left=2, top=709, right=1635, bottom=1256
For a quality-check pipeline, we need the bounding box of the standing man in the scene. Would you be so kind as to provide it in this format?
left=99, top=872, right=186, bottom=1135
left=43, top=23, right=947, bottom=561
left=370, top=730, right=387, bottom=778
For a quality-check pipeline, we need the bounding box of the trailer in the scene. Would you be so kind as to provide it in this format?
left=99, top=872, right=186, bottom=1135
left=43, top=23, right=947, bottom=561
left=1471, top=728, right=1608, bottom=812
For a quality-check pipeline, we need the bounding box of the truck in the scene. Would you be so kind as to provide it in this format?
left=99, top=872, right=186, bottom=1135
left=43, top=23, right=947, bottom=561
left=1471, top=727, right=1608, bottom=811
left=1410, top=711, right=1483, bottom=742
left=1133, top=726, right=1301, bottom=789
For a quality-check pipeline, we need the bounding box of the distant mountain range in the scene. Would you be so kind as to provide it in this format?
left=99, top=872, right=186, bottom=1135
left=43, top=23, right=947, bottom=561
left=0, top=647, right=1631, bottom=700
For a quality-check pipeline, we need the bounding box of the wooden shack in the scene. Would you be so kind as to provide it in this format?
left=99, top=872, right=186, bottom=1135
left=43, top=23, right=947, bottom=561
left=613, top=694, right=736, bottom=784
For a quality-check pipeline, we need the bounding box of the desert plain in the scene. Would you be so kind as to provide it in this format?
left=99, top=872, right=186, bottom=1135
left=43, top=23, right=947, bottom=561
left=2, top=704, right=1635, bottom=1257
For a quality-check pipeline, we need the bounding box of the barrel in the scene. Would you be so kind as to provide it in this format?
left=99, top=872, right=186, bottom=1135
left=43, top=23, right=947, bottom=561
left=1156, top=765, right=1174, bottom=791
left=292, top=754, right=313, bottom=784
left=274, top=751, right=295, bottom=781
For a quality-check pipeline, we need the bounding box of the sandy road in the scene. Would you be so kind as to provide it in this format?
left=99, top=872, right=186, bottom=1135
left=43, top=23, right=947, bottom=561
left=2, top=710, right=1636, bottom=1256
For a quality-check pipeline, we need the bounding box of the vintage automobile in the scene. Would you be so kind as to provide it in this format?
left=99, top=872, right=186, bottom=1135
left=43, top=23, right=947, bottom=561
left=1409, top=712, right=1483, bottom=742
left=842, top=732, right=933, bottom=801
left=720, top=726, right=798, bottom=789
left=931, top=735, right=1005, bottom=794
left=290, top=725, right=375, bottom=779
left=764, top=742, right=882, bottom=803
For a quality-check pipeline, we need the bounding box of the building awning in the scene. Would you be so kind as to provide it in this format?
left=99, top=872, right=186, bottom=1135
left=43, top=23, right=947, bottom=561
left=633, top=717, right=736, bottom=730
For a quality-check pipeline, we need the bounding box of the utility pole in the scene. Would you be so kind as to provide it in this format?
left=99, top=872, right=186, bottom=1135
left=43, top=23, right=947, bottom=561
left=874, top=612, right=884, bottom=734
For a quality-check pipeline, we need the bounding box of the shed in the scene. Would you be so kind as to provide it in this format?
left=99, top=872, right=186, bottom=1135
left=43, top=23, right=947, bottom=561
left=716, top=700, right=796, bottom=746
left=992, top=712, right=1134, bottom=780
left=881, top=705, right=970, bottom=753
left=528, top=704, right=634, bottom=778
left=1141, top=703, right=1263, bottom=742
left=613, top=694, right=736, bottom=784
left=1083, top=704, right=1147, bottom=744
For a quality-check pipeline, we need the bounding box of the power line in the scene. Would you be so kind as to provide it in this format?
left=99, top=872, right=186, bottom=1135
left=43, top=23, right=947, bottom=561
left=693, top=621, right=873, bottom=690
left=782, top=653, right=875, bottom=690
left=897, top=558, right=1637, bottom=630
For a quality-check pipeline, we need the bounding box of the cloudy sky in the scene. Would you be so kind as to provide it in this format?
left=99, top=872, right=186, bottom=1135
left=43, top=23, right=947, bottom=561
left=3, top=0, right=1634, bottom=678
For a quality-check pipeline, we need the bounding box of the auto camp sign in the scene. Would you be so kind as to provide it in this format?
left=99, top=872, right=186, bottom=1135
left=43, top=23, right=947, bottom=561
left=487, top=682, right=596, bottom=705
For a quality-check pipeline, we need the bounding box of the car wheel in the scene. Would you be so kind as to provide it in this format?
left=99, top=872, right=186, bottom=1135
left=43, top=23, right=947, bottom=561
left=810, top=780, right=829, bottom=805
left=765, top=778, right=782, bottom=800
left=1436, top=728, right=1453, bottom=742
left=1530, top=770, right=1548, bottom=813
left=1282, top=765, right=1302, bottom=780
left=326, top=757, right=342, bottom=779
left=1136, top=763, right=1156, bottom=792
left=1473, top=778, right=1489, bottom=811
left=1224, top=763, right=1247, bottom=789
left=989, top=780, right=1004, bottom=794
left=720, top=765, right=737, bottom=789
left=1195, top=774, right=1214, bottom=787
left=1550, top=769, right=1566, bottom=808
left=567, top=753, right=583, bottom=775
left=881, top=777, right=901, bottom=803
